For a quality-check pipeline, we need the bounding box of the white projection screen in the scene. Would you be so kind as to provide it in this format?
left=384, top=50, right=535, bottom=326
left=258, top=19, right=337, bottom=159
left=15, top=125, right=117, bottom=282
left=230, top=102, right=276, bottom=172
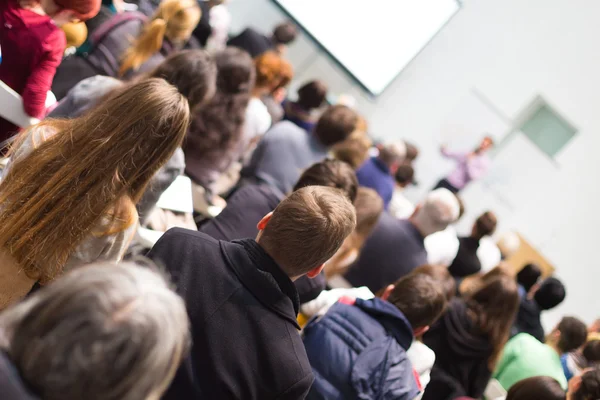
left=273, top=0, right=460, bottom=96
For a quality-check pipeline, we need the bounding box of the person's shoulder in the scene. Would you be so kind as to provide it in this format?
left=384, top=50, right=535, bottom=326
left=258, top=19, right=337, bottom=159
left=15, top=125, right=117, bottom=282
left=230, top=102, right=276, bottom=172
left=159, top=228, right=220, bottom=248
left=43, top=24, right=67, bottom=50
left=268, top=120, right=305, bottom=137
left=510, top=332, right=539, bottom=348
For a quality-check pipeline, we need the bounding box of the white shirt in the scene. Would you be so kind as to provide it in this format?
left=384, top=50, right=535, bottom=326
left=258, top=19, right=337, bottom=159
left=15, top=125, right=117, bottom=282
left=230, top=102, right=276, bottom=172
left=425, top=225, right=459, bottom=267
left=477, top=237, right=502, bottom=272
left=389, top=189, right=415, bottom=220
left=244, top=98, right=272, bottom=142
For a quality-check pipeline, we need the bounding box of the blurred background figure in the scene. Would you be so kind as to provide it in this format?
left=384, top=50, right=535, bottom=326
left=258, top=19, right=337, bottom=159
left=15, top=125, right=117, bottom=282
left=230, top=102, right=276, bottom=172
left=227, top=20, right=297, bottom=58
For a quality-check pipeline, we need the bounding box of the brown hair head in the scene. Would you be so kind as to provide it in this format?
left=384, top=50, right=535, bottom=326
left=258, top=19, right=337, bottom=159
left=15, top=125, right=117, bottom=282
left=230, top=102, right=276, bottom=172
left=258, top=186, right=356, bottom=278
left=331, top=121, right=372, bottom=169
left=395, top=164, right=415, bottom=187
left=411, top=264, right=456, bottom=302
left=473, top=211, right=497, bottom=240
left=0, top=78, right=190, bottom=282
left=404, top=141, right=419, bottom=162
left=583, top=340, right=600, bottom=364
left=314, top=105, right=360, bottom=147
left=555, top=317, right=588, bottom=353
left=506, top=376, right=565, bottom=400
left=272, top=21, right=297, bottom=45
left=254, top=51, right=294, bottom=92
left=293, top=159, right=358, bottom=203
left=119, top=0, right=201, bottom=76
left=572, top=367, right=600, bottom=400
left=296, top=80, right=328, bottom=110
left=387, top=273, right=447, bottom=329
left=353, top=187, right=384, bottom=241
left=465, top=274, right=519, bottom=369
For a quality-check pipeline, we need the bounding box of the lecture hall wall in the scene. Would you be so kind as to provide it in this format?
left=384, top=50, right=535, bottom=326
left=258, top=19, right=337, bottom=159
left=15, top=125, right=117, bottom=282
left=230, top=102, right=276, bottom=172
left=228, top=0, right=600, bottom=329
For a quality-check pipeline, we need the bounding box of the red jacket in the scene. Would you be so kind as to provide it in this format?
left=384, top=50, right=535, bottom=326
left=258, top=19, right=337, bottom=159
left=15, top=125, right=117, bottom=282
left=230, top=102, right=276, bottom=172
left=0, top=0, right=65, bottom=141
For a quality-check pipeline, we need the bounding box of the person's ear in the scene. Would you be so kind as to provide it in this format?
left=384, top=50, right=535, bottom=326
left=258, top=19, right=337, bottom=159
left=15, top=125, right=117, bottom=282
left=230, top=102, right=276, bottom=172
left=413, top=326, right=429, bottom=338
left=380, top=284, right=395, bottom=301
left=256, top=212, right=273, bottom=231
left=306, top=264, right=324, bottom=279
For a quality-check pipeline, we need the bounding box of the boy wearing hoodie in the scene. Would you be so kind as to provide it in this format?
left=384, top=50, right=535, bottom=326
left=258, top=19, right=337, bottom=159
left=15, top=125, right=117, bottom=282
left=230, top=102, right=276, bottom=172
left=302, top=271, right=447, bottom=400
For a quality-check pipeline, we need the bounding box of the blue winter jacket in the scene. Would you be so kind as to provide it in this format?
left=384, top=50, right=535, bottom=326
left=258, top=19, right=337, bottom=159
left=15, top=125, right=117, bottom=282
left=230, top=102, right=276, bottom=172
left=303, top=297, right=420, bottom=400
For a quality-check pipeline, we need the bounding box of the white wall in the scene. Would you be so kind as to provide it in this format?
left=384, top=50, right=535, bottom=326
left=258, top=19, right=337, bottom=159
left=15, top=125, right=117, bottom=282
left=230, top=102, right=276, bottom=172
left=227, top=0, right=600, bottom=328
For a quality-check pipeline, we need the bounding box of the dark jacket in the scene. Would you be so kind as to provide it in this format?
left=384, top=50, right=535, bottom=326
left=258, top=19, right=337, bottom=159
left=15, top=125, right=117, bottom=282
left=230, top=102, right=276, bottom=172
left=511, top=297, right=544, bottom=342
left=227, top=27, right=273, bottom=58
left=148, top=229, right=313, bottom=399
left=303, top=297, right=419, bottom=400
left=345, top=213, right=427, bottom=293
left=0, top=352, right=39, bottom=400
left=447, top=237, right=482, bottom=278
left=199, top=183, right=326, bottom=303
left=422, top=299, right=493, bottom=400
left=356, top=158, right=395, bottom=209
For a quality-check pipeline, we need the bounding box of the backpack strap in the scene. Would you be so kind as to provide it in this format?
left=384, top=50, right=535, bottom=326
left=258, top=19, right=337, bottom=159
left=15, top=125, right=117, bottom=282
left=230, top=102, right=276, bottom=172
left=89, top=11, right=148, bottom=47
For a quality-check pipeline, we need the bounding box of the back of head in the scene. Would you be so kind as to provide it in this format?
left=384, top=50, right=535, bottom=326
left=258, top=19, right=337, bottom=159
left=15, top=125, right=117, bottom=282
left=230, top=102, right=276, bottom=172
left=412, top=188, right=460, bottom=237
left=506, top=376, right=565, bottom=400
left=466, top=274, right=519, bottom=368
left=404, top=141, right=419, bottom=163
left=149, top=50, right=217, bottom=109
left=516, top=263, right=542, bottom=293
left=120, top=0, right=201, bottom=76
left=378, top=141, right=407, bottom=167
left=54, top=0, right=101, bottom=21
left=583, top=340, right=600, bottom=364
left=296, top=80, right=328, bottom=110
left=572, top=368, right=600, bottom=400
left=254, top=51, right=294, bottom=91
left=331, top=128, right=372, bottom=169
left=293, top=159, right=358, bottom=203
left=0, top=78, right=189, bottom=282
left=534, top=277, right=566, bottom=310
left=387, top=273, right=447, bottom=329
left=411, top=264, right=456, bottom=302
left=259, top=186, right=357, bottom=278
left=186, top=47, right=254, bottom=158
left=353, top=187, right=384, bottom=240
left=0, top=261, right=190, bottom=400
left=473, top=211, right=497, bottom=240
left=314, top=105, right=359, bottom=147
left=556, top=316, right=588, bottom=353
left=395, top=164, right=415, bottom=187
left=272, top=21, right=297, bottom=45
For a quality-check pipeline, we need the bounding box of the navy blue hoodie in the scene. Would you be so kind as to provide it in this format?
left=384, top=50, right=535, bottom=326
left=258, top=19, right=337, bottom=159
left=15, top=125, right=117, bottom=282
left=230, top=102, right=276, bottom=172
left=303, top=297, right=419, bottom=400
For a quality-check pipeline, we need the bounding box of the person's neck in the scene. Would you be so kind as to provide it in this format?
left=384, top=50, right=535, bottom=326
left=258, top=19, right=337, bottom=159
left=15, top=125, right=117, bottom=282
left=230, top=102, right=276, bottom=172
left=547, top=340, right=562, bottom=356
left=255, top=239, right=296, bottom=281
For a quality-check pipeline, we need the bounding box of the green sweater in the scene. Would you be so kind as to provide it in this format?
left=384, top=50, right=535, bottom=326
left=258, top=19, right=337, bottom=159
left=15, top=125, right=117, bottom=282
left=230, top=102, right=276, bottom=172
left=493, top=333, right=567, bottom=390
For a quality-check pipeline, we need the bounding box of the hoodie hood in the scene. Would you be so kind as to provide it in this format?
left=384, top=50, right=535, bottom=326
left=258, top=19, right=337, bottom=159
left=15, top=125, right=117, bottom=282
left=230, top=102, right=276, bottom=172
left=0, top=352, right=39, bottom=400
left=354, top=297, right=414, bottom=350
left=443, top=299, right=493, bottom=359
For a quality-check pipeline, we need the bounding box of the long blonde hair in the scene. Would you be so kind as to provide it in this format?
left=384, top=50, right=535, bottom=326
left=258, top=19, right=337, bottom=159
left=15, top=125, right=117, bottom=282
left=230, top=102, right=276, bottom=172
left=119, top=0, right=201, bottom=77
left=0, top=79, right=190, bottom=283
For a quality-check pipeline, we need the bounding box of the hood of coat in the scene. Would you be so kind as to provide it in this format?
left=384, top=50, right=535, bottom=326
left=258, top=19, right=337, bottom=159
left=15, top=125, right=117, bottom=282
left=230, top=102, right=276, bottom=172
left=354, top=297, right=414, bottom=350
left=443, top=299, right=493, bottom=359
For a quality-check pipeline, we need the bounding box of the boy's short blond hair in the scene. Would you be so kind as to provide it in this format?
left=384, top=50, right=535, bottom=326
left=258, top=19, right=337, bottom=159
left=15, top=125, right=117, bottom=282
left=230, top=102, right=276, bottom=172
left=259, top=186, right=357, bottom=278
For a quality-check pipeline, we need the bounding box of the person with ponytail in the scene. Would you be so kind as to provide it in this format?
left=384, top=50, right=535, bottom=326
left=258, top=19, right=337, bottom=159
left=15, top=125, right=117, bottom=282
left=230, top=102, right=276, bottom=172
left=0, top=78, right=190, bottom=310
left=119, top=0, right=200, bottom=79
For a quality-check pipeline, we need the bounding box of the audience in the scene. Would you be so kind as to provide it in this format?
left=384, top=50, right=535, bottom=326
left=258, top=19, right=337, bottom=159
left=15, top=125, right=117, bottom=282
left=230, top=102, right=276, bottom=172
left=148, top=186, right=357, bottom=399
left=356, top=141, right=406, bottom=209
left=284, top=80, right=329, bottom=132
left=345, top=188, right=460, bottom=293
left=495, top=316, right=588, bottom=391
left=505, top=376, right=566, bottom=400
left=562, top=339, right=600, bottom=382
left=422, top=274, right=519, bottom=400
left=513, top=276, right=566, bottom=342
left=227, top=21, right=298, bottom=58
left=389, top=163, right=416, bottom=219
left=303, top=270, right=447, bottom=400
left=448, top=211, right=498, bottom=278
left=424, top=194, right=465, bottom=267
left=0, top=79, right=189, bottom=309
left=0, top=0, right=100, bottom=143
left=242, top=104, right=360, bottom=195
left=0, top=261, right=190, bottom=400
left=569, top=367, right=600, bottom=400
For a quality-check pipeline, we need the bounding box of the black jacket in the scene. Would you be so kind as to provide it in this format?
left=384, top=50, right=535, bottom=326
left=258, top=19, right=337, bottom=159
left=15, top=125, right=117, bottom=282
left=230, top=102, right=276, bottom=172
left=344, top=213, right=427, bottom=293
left=448, top=237, right=482, bottom=278
left=227, top=27, right=273, bottom=58
left=199, top=183, right=326, bottom=304
left=422, top=299, right=494, bottom=400
left=0, top=352, right=39, bottom=400
left=511, top=296, right=544, bottom=342
left=148, top=229, right=313, bottom=400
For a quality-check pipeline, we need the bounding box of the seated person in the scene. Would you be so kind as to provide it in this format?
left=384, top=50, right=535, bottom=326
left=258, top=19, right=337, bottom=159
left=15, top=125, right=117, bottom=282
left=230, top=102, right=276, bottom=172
left=494, top=316, right=588, bottom=391
left=242, top=104, right=360, bottom=195
left=424, top=195, right=465, bottom=267
left=512, top=277, right=566, bottom=342
left=447, top=211, right=497, bottom=278
left=568, top=367, right=600, bottom=400
left=562, top=339, right=600, bottom=382
left=200, top=159, right=358, bottom=303
left=302, top=270, right=447, bottom=400
left=505, top=376, right=566, bottom=400
left=0, top=261, right=189, bottom=400
left=389, top=164, right=416, bottom=219
left=345, top=188, right=460, bottom=293
left=227, top=21, right=297, bottom=57
left=148, top=186, right=357, bottom=400
left=516, top=263, right=542, bottom=296
left=356, top=141, right=406, bottom=209
left=283, top=80, right=328, bottom=132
